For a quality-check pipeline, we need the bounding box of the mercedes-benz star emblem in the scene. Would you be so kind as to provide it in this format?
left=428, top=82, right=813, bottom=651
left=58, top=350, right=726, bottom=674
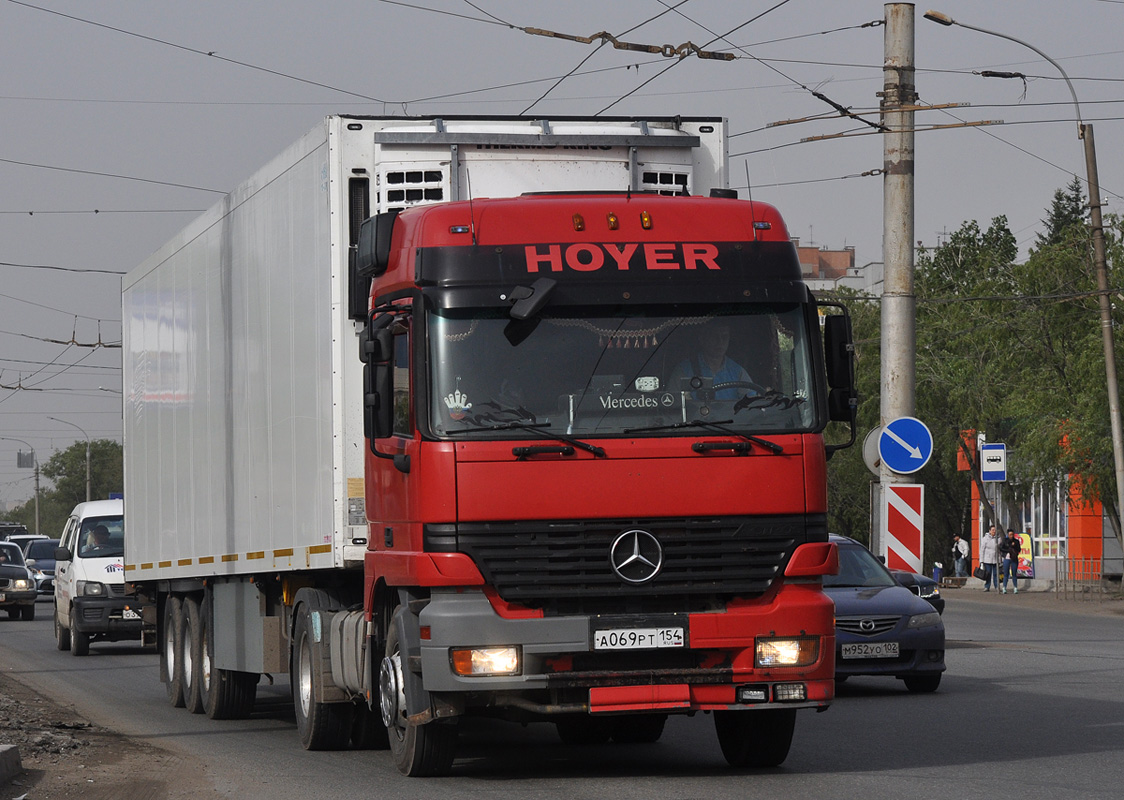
left=609, top=529, right=664, bottom=584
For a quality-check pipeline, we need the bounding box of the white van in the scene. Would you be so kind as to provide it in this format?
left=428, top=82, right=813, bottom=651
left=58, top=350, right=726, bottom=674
left=53, top=499, right=153, bottom=655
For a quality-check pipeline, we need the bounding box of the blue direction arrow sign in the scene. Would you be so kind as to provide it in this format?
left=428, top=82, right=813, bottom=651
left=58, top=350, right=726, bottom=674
left=878, top=416, right=934, bottom=475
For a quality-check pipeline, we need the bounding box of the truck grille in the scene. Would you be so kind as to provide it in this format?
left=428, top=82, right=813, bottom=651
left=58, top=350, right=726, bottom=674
left=426, top=514, right=824, bottom=616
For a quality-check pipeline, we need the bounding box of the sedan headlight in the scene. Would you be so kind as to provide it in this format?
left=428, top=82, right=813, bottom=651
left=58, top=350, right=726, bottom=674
left=12, top=578, right=34, bottom=591
left=77, top=580, right=107, bottom=597
left=907, top=611, right=942, bottom=629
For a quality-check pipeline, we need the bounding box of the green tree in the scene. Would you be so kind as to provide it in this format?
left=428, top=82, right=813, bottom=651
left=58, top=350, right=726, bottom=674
left=6, top=439, right=123, bottom=537
left=1036, top=175, right=1086, bottom=248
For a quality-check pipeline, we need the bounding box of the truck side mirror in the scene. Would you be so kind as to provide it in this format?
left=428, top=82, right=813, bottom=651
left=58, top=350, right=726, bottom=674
left=364, top=328, right=395, bottom=441
left=355, top=210, right=400, bottom=278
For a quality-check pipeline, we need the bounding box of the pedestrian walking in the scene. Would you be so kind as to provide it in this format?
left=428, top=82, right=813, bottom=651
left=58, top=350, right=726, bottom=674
left=979, top=525, right=1001, bottom=591
left=951, top=534, right=969, bottom=578
left=1001, top=528, right=1022, bottom=594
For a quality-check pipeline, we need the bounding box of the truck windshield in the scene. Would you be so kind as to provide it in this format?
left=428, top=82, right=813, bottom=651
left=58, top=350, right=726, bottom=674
left=428, top=304, right=817, bottom=439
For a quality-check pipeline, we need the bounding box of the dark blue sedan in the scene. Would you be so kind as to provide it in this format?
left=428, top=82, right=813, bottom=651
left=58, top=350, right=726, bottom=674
left=824, top=535, right=945, bottom=693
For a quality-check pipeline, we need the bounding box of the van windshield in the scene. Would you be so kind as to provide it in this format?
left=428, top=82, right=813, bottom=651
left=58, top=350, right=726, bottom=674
left=427, top=304, right=817, bottom=439
left=78, top=515, right=125, bottom=559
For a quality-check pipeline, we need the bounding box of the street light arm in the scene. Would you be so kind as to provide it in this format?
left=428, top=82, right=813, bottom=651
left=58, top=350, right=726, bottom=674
left=923, top=9, right=1083, bottom=129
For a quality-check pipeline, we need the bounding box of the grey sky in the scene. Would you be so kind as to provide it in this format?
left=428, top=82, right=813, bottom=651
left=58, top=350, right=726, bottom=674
left=2, top=0, right=1121, bottom=507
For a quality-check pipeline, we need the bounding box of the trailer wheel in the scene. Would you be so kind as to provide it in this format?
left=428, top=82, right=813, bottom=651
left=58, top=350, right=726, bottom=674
left=199, top=590, right=257, bottom=720
left=381, top=606, right=458, bottom=776
left=714, top=709, right=796, bottom=768
left=182, top=596, right=205, bottom=713
left=54, top=604, right=71, bottom=651
left=610, top=714, right=667, bottom=744
left=292, top=600, right=353, bottom=750
left=163, top=595, right=186, bottom=707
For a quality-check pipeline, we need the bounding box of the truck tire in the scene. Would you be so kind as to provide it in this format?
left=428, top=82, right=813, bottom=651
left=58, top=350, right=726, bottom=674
left=69, top=617, right=90, bottom=657
left=163, top=595, right=186, bottom=708
left=21, top=603, right=35, bottom=621
left=200, top=591, right=257, bottom=720
left=381, top=606, right=458, bottom=776
left=6, top=608, right=18, bottom=620
left=714, top=709, right=796, bottom=768
left=292, top=599, right=353, bottom=750
left=610, top=714, right=667, bottom=744
left=182, top=596, right=205, bottom=713
left=54, top=606, right=71, bottom=651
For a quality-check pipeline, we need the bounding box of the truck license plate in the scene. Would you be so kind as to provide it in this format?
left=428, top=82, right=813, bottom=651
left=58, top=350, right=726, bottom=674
left=122, top=608, right=141, bottom=620
left=841, top=641, right=899, bottom=659
left=593, top=627, right=684, bottom=650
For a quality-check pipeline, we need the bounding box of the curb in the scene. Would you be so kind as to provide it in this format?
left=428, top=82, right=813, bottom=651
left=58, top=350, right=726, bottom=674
left=0, top=744, right=22, bottom=785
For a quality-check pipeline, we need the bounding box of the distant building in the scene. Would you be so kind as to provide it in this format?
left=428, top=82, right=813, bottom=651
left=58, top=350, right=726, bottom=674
left=792, top=240, right=881, bottom=293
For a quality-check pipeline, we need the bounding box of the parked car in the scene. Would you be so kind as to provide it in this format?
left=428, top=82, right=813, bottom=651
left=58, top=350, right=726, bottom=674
left=890, top=569, right=945, bottom=615
left=0, top=540, right=37, bottom=620
left=824, top=534, right=945, bottom=693
left=23, top=538, right=61, bottom=596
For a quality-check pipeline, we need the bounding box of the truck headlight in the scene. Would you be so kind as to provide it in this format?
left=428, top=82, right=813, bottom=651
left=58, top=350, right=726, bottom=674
left=77, top=580, right=107, bottom=597
left=907, top=611, right=942, bottom=629
left=450, top=646, right=521, bottom=676
left=755, top=636, right=819, bottom=668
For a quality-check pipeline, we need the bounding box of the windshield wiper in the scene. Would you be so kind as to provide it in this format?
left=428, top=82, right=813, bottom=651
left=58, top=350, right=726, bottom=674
left=733, top=390, right=805, bottom=414
left=624, top=419, right=783, bottom=454
left=446, top=420, right=606, bottom=458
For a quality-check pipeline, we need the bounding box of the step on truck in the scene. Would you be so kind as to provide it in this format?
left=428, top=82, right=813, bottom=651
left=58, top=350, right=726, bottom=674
left=123, top=115, right=856, bottom=776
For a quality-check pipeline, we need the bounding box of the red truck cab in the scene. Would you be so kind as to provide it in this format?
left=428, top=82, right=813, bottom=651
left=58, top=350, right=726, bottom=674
left=356, top=192, right=853, bottom=775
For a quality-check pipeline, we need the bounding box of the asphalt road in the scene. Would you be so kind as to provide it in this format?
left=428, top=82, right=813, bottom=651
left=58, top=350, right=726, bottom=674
left=3, top=591, right=1124, bottom=799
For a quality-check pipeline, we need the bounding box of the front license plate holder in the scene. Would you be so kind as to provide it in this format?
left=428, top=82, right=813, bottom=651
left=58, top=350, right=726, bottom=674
left=841, top=641, right=900, bottom=659
left=592, top=627, right=685, bottom=651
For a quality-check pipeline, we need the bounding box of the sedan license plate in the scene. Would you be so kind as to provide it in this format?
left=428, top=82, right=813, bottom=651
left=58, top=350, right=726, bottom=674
left=842, top=641, right=899, bottom=659
left=593, top=627, right=684, bottom=651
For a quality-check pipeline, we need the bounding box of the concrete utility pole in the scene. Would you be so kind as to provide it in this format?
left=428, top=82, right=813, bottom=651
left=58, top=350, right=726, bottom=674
left=875, top=3, right=918, bottom=555
left=924, top=10, right=1124, bottom=546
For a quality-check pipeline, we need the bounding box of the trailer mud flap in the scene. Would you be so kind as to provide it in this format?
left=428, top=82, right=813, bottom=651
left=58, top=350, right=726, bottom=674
left=589, top=684, right=691, bottom=713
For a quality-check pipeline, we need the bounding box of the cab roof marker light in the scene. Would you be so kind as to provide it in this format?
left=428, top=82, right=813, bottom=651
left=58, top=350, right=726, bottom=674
left=572, top=213, right=585, bottom=232
left=640, top=211, right=653, bottom=230
left=753, top=221, right=772, bottom=230
left=607, top=212, right=619, bottom=230
left=449, top=225, right=471, bottom=234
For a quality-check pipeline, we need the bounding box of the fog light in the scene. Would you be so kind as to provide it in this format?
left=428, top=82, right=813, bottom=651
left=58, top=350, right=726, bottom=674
left=450, top=646, right=521, bottom=676
left=755, top=636, right=819, bottom=667
left=773, top=683, right=808, bottom=702
left=736, top=685, right=769, bottom=703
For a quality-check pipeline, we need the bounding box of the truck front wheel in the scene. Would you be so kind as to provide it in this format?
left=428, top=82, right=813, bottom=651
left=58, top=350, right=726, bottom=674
left=292, top=601, right=353, bottom=750
left=714, top=708, right=796, bottom=768
left=380, top=607, right=458, bottom=776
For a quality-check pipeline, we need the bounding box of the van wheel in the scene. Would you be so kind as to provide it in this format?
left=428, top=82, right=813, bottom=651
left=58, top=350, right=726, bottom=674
left=199, top=590, right=257, bottom=720
left=70, top=618, right=90, bottom=657
left=292, top=599, right=353, bottom=750
left=54, top=607, right=71, bottom=651
left=381, top=606, right=458, bottom=776
left=182, top=596, right=205, bottom=713
left=714, top=709, right=796, bottom=768
left=163, top=595, right=186, bottom=707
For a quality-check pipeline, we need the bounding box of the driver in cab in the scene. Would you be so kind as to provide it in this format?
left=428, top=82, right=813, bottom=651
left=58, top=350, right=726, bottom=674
left=672, top=319, right=752, bottom=400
